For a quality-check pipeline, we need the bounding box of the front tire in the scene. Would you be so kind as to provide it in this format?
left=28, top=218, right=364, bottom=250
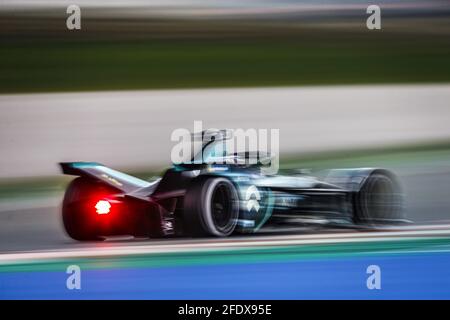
left=183, top=176, right=239, bottom=237
left=354, top=172, right=404, bottom=226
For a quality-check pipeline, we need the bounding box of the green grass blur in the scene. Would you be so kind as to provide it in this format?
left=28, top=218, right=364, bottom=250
left=1, top=30, right=449, bottom=93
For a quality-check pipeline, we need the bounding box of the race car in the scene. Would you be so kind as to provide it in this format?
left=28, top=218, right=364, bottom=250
left=60, top=130, right=404, bottom=240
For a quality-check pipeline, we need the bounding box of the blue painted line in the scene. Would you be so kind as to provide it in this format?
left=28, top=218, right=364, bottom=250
left=1, top=251, right=449, bottom=299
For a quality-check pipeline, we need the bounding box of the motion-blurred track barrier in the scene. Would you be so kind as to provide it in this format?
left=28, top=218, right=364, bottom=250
left=1, top=84, right=450, bottom=178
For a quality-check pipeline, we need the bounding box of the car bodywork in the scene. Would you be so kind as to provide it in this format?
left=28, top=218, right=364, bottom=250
left=60, top=131, right=404, bottom=239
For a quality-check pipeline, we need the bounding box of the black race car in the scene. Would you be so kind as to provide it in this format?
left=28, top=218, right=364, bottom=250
left=60, top=130, right=404, bottom=240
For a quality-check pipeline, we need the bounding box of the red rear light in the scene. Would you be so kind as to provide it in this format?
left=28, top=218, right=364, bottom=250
left=95, top=200, right=111, bottom=215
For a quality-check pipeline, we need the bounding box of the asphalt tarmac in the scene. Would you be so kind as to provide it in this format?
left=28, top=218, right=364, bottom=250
left=1, top=164, right=450, bottom=253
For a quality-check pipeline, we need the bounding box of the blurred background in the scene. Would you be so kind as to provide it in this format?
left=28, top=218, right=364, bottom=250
left=1, top=0, right=450, bottom=92
left=0, top=0, right=450, bottom=248
left=2, top=0, right=450, bottom=300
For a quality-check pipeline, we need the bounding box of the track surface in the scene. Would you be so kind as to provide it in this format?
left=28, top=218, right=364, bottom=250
left=1, top=165, right=450, bottom=299
left=2, top=163, right=450, bottom=253
left=1, top=226, right=450, bottom=299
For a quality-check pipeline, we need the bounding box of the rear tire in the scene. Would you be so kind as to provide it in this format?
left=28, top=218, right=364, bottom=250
left=62, top=177, right=112, bottom=241
left=183, top=176, right=239, bottom=237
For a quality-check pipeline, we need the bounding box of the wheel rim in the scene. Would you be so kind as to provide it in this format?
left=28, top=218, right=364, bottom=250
left=211, top=182, right=235, bottom=231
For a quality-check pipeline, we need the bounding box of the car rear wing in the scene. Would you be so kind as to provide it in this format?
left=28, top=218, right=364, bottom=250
left=60, top=162, right=152, bottom=193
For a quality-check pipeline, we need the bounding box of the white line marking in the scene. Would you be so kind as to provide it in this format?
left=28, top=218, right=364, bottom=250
left=1, top=225, right=450, bottom=264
